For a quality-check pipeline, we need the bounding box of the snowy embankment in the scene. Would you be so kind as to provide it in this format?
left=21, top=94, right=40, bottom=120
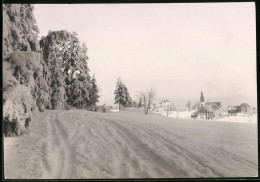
left=4, top=109, right=258, bottom=179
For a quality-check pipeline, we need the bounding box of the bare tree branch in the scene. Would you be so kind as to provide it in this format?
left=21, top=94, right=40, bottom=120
left=137, top=87, right=156, bottom=115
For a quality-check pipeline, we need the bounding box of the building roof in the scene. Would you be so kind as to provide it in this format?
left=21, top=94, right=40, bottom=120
left=211, top=102, right=221, bottom=109
left=204, top=102, right=221, bottom=110
left=160, top=100, right=171, bottom=104
left=197, top=102, right=222, bottom=114
left=228, top=105, right=241, bottom=113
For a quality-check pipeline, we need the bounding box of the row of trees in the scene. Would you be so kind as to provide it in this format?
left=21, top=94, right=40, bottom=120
left=113, top=80, right=194, bottom=115
left=3, top=4, right=100, bottom=136
left=113, top=81, right=204, bottom=115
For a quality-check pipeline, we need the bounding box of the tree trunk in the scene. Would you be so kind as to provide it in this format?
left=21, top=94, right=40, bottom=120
left=4, top=121, right=21, bottom=137
left=144, top=106, right=149, bottom=115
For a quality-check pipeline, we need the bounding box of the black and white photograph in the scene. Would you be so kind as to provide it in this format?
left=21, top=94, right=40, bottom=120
left=2, top=2, right=258, bottom=179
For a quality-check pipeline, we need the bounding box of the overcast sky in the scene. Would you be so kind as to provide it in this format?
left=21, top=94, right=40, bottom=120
left=34, top=3, right=257, bottom=107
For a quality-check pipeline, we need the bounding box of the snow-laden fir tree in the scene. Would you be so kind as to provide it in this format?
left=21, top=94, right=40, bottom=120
left=3, top=4, right=45, bottom=135
left=114, top=78, right=132, bottom=110
left=89, top=75, right=99, bottom=109
left=3, top=4, right=100, bottom=136
left=124, top=87, right=132, bottom=107
left=63, top=41, right=92, bottom=108
left=40, top=31, right=96, bottom=109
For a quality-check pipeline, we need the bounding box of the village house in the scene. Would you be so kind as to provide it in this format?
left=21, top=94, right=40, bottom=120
left=158, top=100, right=174, bottom=116
left=228, top=106, right=241, bottom=116
left=228, top=103, right=251, bottom=116
left=160, top=100, right=172, bottom=108
left=149, top=103, right=157, bottom=111
left=159, top=100, right=174, bottom=111
left=193, top=91, right=222, bottom=120
left=204, top=102, right=222, bottom=119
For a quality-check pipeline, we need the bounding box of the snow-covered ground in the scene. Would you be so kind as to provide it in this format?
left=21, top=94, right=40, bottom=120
left=110, top=109, right=119, bottom=112
left=4, top=109, right=258, bottom=179
left=218, top=114, right=257, bottom=124
left=158, top=111, right=192, bottom=118
left=157, top=110, right=258, bottom=124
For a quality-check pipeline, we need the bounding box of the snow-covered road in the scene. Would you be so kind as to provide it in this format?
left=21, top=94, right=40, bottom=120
left=4, top=109, right=258, bottom=179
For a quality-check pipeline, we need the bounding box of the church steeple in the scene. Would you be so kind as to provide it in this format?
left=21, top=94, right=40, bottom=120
left=200, top=91, right=204, bottom=103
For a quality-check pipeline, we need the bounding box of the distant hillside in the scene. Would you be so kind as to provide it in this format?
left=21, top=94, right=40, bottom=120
left=3, top=4, right=99, bottom=136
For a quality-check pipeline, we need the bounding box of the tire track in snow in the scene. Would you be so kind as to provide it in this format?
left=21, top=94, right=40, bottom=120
left=98, top=119, right=145, bottom=177
left=53, top=113, right=73, bottom=178
left=149, top=128, right=258, bottom=174
left=102, top=118, right=249, bottom=177
left=147, top=130, right=224, bottom=177
left=38, top=111, right=257, bottom=178
left=138, top=123, right=257, bottom=177
left=102, top=118, right=190, bottom=178
left=40, top=114, right=52, bottom=175
left=41, top=113, right=73, bottom=179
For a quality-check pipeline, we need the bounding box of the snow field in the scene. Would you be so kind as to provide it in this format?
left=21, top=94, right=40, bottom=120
left=157, top=110, right=257, bottom=124
left=4, top=109, right=258, bottom=179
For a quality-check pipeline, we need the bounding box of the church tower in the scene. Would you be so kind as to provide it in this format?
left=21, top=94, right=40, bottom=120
left=200, top=91, right=205, bottom=107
